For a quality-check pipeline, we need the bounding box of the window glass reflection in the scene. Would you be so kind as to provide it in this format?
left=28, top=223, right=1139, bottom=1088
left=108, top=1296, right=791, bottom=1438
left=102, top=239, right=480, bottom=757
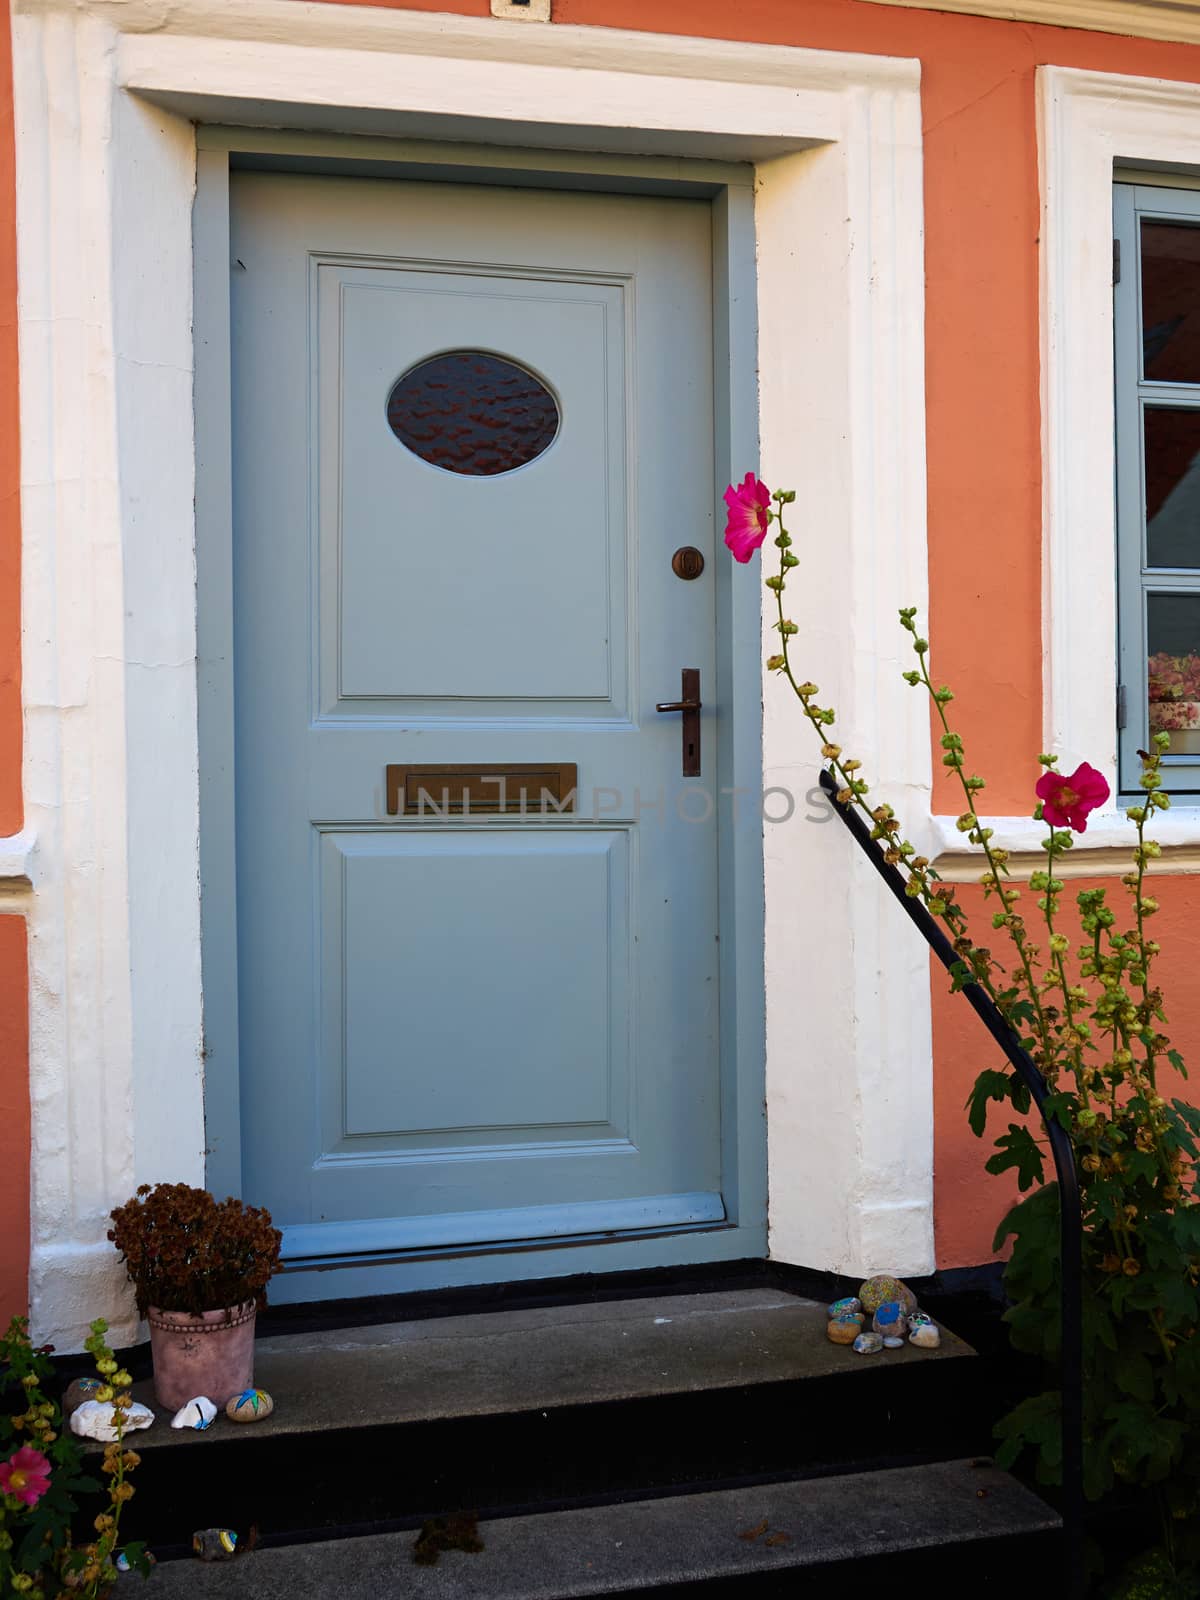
left=1142, top=220, right=1200, bottom=384
left=1145, top=407, right=1200, bottom=568
left=1148, top=592, right=1200, bottom=754
left=386, top=351, right=559, bottom=477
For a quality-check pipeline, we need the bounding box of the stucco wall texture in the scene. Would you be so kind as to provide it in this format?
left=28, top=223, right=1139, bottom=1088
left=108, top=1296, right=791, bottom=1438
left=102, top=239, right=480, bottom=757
left=3, top=0, right=1200, bottom=1309
left=0, top=2, right=27, bottom=1326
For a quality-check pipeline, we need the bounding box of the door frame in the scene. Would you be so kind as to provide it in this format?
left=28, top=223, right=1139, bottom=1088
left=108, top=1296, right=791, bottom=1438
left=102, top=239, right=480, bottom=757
left=13, top=0, right=933, bottom=1345
left=195, top=130, right=769, bottom=1291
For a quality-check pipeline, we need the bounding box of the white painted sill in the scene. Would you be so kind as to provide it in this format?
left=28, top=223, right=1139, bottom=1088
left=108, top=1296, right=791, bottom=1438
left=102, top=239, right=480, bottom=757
left=930, top=809, right=1200, bottom=880
left=0, top=829, right=35, bottom=891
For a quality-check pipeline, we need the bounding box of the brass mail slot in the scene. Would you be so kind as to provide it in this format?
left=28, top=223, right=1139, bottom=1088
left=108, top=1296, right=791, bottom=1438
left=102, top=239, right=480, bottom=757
left=386, top=763, right=578, bottom=816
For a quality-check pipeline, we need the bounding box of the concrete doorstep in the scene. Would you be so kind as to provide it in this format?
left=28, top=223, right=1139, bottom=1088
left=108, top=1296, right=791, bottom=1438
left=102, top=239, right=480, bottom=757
left=143, top=1459, right=1060, bottom=1598
left=131, top=1290, right=973, bottom=1449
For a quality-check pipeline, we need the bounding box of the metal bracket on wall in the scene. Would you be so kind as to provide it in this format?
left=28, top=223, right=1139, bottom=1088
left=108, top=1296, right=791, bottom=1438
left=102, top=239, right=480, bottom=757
left=490, top=0, right=552, bottom=19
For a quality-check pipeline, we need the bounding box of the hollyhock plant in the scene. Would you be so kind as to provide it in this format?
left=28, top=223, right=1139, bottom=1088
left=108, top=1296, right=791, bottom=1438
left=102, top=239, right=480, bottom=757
left=722, top=472, right=771, bottom=563
left=1034, top=761, right=1109, bottom=832
left=1, top=1316, right=151, bottom=1598
left=0, top=1445, right=51, bottom=1507
left=724, top=475, right=1200, bottom=1589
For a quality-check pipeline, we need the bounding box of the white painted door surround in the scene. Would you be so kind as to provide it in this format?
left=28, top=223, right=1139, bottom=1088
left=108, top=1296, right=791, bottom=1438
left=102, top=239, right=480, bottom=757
left=11, top=0, right=932, bottom=1348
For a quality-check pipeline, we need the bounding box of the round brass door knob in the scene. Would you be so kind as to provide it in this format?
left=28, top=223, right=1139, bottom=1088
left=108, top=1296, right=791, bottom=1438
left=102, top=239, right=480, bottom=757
left=671, top=546, right=705, bottom=580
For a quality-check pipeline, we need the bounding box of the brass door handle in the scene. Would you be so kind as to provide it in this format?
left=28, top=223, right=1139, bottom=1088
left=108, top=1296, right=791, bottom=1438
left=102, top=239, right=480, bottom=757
left=656, top=668, right=702, bottom=777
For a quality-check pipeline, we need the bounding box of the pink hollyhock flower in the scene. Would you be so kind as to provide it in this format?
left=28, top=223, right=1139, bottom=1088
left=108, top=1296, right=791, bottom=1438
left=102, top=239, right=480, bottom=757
left=723, top=474, right=771, bottom=563
left=0, top=1445, right=52, bottom=1507
left=1035, top=762, right=1110, bottom=833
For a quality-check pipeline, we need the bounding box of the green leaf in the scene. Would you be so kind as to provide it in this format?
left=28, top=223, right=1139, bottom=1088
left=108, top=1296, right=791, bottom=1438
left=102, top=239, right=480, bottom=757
left=992, top=1180, right=1060, bottom=1255
left=1122, top=1150, right=1158, bottom=1184
left=948, top=959, right=974, bottom=993
left=1169, top=1336, right=1200, bottom=1411
left=1114, top=1349, right=1155, bottom=1405
left=966, top=1069, right=1013, bottom=1138
left=1102, top=1399, right=1185, bottom=1484
left=1040, top=1091, right=1076, bottom=1130
left=121, top=1542, right=154, bottom=1580
left=1167, top=1047, right=1187, bottom=1081
left=994, top=1390, right=1062, bottom=1483
left=985, top=1124, right=1046, bottom=1191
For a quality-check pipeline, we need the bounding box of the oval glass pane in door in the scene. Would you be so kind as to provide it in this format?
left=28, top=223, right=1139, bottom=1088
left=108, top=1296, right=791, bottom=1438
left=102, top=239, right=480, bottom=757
left=386, top=350, right=559, bottom=476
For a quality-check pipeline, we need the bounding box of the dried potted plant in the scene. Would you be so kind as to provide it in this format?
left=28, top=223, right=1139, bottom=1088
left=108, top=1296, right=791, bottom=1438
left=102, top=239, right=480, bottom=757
left=108, top=1185, right=281, bottom=1410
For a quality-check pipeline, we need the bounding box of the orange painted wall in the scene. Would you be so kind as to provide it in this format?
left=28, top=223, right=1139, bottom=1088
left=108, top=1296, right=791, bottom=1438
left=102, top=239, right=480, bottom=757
left=0, top=2, right=27, bottom=1324
left=932, top=870, right=1199, bottom=1266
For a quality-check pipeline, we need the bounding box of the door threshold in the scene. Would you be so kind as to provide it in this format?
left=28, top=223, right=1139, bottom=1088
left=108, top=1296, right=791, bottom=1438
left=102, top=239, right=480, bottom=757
left=280, top=1215, right=736, bottom=1274
left=259, top=1255, right=773, bottom=1339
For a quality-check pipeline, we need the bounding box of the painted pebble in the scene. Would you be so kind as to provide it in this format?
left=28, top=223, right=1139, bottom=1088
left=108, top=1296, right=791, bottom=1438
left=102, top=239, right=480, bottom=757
left=193, top=1529, right=239, bottom=1562
left=827, top=1297, right=862, bottom=1320
left=873, top=1300, right=908, bottom=1348
left=116, top=1551, right=156, bottom=1575
left=226, top=1388, right=274, bottom=1423
left=61, top=1376, right=106, bottom=1418
left=852, top=1331, right=883, bottom=1355
left=171, top=1396, right=217, bottom=1431
left=69, top=1400, right=155, bottom=1443
left=858, top=1275, right=918, bottom=1317
left=909, top=1320, right=941, bottom=1350
left=826, top=1316, right=861, bottom=1346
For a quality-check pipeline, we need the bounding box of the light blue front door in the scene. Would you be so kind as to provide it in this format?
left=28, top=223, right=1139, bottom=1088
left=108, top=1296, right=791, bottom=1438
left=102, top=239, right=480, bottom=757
left=230, top=171, right=722, bottom=1274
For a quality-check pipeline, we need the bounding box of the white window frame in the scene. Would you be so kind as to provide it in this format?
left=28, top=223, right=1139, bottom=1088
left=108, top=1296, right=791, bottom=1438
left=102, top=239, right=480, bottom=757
left=940, top=66, right=1200, bottom=884
left=1114, top=178, right=1200, bottom=796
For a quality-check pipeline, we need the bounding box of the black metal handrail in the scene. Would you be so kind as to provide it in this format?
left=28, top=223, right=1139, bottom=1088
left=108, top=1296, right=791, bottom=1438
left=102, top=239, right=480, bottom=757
left=818, top=766, right=1084, bottom=1594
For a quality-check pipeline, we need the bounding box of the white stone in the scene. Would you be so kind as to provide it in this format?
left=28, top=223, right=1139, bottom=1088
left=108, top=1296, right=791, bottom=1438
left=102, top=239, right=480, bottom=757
left=171, top=1397, right=218, bottom=1431
left=909, top=1321, right=941, bottom=1350
left=69, top=1400, right=155, bottom=1442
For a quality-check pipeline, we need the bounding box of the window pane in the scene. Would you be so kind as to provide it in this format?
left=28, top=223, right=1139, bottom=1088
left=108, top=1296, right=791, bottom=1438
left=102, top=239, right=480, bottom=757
left=386, top=351, right=559, bottom=477
left=1142, top=220, right=1200, bottom=383
left=1148, top=593, right=1200, bottom=756
left=1145, top=407, right=1200, bottom=567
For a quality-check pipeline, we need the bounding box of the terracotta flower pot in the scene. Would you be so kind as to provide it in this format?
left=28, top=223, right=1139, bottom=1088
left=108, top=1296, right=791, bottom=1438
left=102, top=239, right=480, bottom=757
left=147, top=1301, right=257, bottom=1410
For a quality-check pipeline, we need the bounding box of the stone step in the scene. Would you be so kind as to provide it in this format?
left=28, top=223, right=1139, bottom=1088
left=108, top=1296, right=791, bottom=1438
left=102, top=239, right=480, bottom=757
left=108, top=1289, right=999, bottom=1554
left=133, top=1288, right=975, bottom=1441
left=141, top=1458, right=1061, bottom=1598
